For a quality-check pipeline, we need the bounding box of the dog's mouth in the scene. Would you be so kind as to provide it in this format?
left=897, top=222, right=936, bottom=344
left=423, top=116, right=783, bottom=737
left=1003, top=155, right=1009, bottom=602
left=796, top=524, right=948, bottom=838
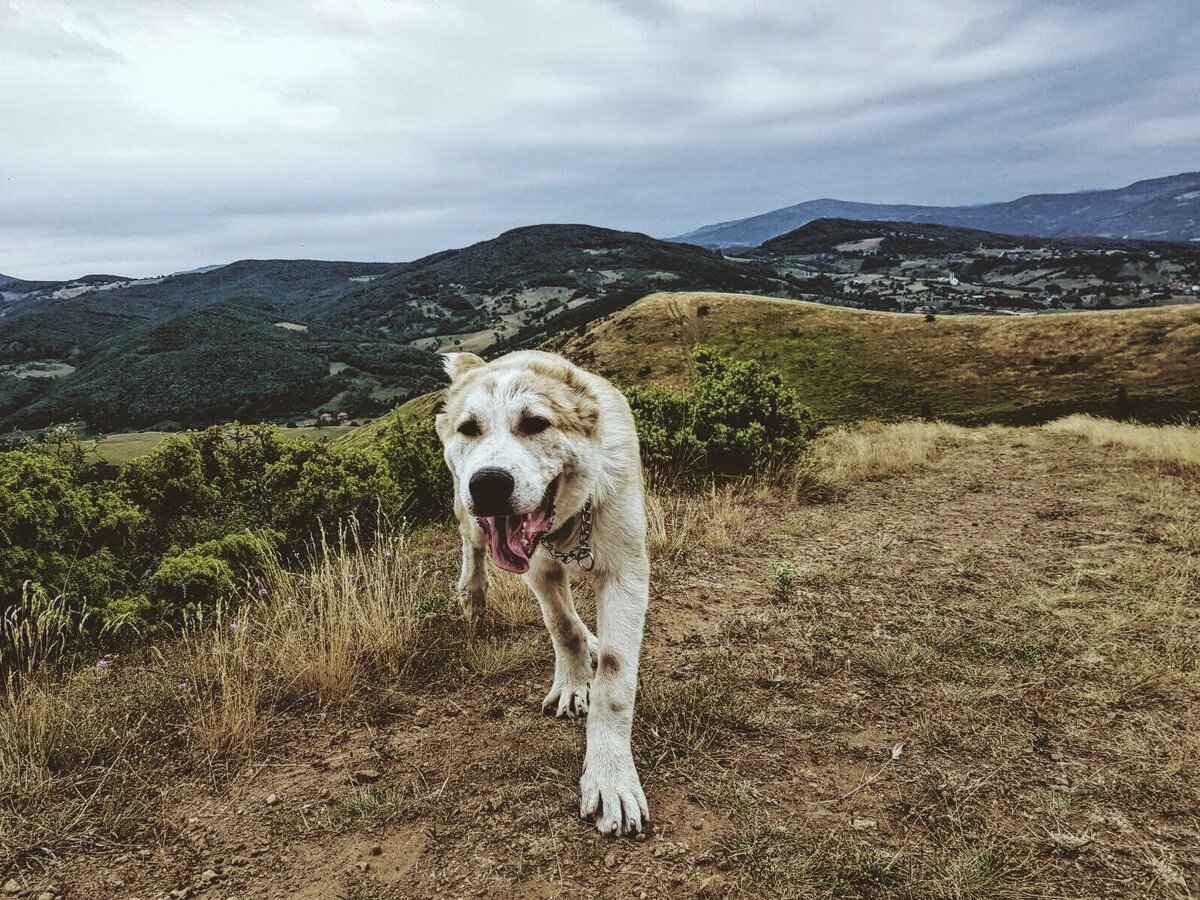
left=476, top=478, right=558, bottom=574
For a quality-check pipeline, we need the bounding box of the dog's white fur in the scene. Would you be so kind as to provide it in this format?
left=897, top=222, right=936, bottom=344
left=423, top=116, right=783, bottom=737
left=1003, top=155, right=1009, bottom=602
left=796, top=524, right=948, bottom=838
left=436, top=350, right=651, bottom=836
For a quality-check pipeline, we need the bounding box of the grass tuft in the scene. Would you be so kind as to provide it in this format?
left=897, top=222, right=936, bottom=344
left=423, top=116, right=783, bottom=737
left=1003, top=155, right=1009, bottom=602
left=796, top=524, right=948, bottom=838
left=1046, top=414, right=1200, bottom=473
left=815, top=420, right=967, bottom=483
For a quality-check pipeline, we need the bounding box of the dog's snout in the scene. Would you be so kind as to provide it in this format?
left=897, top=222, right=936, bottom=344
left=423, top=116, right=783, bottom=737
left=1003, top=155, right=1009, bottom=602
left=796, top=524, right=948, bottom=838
left=469, top=467, right=515, bottom=513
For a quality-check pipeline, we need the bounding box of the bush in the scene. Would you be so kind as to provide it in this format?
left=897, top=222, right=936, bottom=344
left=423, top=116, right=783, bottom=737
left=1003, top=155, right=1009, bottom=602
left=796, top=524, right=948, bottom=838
left=624, top=384, right=706, bottom=478
left=149, top=530, right=281, bottom=621
left=625, top=346, right=815, bottom=480
left=1, top=422, right=451, bottom=651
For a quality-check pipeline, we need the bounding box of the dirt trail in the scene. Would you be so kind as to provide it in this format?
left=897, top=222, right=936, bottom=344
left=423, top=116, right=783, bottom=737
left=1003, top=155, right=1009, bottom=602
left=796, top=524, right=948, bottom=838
left=24, top=428, right=1200, bottom=899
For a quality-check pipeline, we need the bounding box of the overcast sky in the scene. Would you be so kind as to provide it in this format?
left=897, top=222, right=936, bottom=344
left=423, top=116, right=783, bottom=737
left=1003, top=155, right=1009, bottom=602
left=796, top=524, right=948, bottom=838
left=3, top=0, right=1198, bottom=279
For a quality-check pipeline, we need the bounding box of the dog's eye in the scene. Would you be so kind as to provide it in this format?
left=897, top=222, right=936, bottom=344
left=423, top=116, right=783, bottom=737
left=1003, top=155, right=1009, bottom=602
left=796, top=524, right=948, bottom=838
left=519, top=415, right=551, bottom=436
left=457, top=419, right=480, bottom=437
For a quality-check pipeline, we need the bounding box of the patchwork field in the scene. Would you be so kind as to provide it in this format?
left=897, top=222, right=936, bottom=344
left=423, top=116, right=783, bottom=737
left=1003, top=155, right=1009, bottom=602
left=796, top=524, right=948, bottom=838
left=85, top=425, right=362, bottom=465
left=3, top=418, right=1197, bottom=898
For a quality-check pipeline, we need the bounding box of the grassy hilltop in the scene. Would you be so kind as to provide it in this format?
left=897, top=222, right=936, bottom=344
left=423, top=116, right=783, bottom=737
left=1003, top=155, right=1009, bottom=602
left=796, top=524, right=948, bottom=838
left=551, top=292, right=1200, bottom=424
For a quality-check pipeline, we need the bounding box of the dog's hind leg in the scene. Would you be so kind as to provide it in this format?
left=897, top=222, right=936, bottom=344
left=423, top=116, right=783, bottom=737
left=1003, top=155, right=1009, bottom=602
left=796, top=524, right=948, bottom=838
left=456, top=499, right=487, bottom=628
left=525, top=553, right=594, bottom=718
left=580, top=563, right=650, bottom=836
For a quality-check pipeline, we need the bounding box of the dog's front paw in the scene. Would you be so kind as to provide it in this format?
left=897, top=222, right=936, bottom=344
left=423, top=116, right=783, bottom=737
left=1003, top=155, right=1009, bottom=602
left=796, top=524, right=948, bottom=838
left=580, top=756, right=648, bottom=836
left=460, top=586, right=485, bottom=629
left=542, top=674, right=590, bottom=718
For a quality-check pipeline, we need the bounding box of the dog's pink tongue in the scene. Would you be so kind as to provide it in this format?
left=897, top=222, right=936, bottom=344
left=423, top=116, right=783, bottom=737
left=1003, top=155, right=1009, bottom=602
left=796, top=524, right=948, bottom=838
left=479, top=511, right=554, bottom=574
left=488, top=516, right=531, bottom=574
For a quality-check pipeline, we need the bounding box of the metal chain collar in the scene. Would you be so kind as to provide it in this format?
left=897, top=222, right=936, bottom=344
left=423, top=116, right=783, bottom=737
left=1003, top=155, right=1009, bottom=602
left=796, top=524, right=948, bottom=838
left=540, top=499, right=595, bottom=571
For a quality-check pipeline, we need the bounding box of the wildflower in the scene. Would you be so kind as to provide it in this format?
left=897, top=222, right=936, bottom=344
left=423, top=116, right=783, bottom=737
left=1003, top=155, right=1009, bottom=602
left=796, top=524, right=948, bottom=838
left=229, top=622, right=239, bottom=632
left=95, top=658, right=110, bottom=671
left=178, top=681, right=190, bottom=692
left=384, top=549, right=394, bottom=559
left=258, top=587, right=269, bottom=597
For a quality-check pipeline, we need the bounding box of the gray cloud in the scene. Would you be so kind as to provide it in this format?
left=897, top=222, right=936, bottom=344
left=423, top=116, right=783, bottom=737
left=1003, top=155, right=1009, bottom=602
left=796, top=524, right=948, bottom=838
left=2, top=0, right=1197, bottom=278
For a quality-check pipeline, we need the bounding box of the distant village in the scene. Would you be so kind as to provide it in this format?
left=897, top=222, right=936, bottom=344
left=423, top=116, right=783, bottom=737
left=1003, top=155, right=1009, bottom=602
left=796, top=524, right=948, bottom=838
left=791, top=244, right=1200, bottom=316
left=299, top=410, right=353, bottom=428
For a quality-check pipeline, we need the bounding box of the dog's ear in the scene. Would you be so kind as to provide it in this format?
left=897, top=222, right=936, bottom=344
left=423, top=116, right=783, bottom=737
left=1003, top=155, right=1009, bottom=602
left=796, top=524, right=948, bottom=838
left=441, top=352, right=485, bottom=382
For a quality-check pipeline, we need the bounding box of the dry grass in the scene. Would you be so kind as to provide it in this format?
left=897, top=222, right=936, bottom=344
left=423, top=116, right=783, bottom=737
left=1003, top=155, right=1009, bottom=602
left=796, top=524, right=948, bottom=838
left=646, top=482, right=763, bottom=562
left=814, top=420, right=967, bottom=483
left=460, top=636, right=537, bottom=679
left=0, top=593, right=170, bottom=867
left=178, top=525, right=430, bottom=760
left=1046, top=414, right=1200, bottom=472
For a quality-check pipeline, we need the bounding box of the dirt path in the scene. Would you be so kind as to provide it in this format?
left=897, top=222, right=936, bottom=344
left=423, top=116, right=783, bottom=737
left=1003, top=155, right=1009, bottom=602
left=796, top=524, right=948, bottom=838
left=19, top=427, right=1200, bottom=899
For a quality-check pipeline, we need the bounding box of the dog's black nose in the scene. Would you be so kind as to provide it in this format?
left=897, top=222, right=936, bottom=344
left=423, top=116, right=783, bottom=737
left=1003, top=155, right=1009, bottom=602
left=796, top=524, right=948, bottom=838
left=469, top=467, right=515, bottom=514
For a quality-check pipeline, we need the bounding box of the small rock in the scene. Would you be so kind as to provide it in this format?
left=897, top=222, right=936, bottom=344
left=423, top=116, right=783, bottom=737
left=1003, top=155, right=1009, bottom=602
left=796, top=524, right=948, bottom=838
left=169, top=889, right=192, bottom=900
left=2, top=880, right=19, bottom=896
left=1048, top=831, right=1094, bottom=852
left=354, top=861, right=370, bottom=873
left=350, top=769, right=382, bottom=785
left=264, top=794, right=280, bottom=806
left=199, top=869, right=220, bottom=883
left=37, top=893, right=57, bottom=900
left=604, top=850, right=618, bottom=869
left=851, top=817, right=878, bottom=830
left=138, top=848, right=153, bottom=859
left=697, top=874, right=726, bottom=898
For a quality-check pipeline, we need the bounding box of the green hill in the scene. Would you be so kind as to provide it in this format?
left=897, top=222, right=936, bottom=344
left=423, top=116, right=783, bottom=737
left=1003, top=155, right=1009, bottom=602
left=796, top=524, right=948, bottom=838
left=549, top=292, right=1200, bottom=424
left=8, top=299, right=443, bottom=431
left=0, top=259, right=398, bottom=364
left=756, top=218, right=1042, bottom=256
left=310, top=223, right=794, bottom=350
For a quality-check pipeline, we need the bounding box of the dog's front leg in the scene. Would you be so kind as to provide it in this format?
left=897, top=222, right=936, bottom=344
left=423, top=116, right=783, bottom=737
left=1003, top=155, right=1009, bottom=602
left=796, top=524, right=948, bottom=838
left=525, top=554, right=596, bottom=717
left=580, top=565, right=649, bottom=836
left=455, top=499, right=487, bottom=627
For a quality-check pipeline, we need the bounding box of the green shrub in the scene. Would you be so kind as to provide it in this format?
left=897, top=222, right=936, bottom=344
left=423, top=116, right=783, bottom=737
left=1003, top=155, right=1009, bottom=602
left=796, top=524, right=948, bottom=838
left=149, top=529, right=281, bottom=621
left=374, top=414, right=452, bottom=523
left=623, top=384, right=705, bottom=478
left=149, top=552, right=235, bottom=615
left=625, top=346, right=816, bottom=480
left=769, top=561, right=800, bottom=604
left=1, top=422, right=448, bottom=650
left=0, top=440, right=149, bottom=626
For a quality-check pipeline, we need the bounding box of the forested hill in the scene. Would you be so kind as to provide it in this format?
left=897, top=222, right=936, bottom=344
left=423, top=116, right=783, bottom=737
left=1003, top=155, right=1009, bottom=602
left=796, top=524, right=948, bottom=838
left=0, top=226, right=797, bottom=432
left=307, top=223, right=792, bottom=345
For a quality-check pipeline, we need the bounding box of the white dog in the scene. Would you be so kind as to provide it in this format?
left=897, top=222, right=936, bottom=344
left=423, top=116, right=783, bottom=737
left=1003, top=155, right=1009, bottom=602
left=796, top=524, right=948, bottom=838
left=435, top=349, right=650, bottom=836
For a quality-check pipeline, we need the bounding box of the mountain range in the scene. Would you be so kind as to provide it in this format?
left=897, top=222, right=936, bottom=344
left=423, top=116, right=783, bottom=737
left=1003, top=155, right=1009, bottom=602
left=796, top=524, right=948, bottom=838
left=5, top=171, right=1199, bottom=435
left=671, top=171, right=1200, bottom=249
left=0, top=225, right=796, bottom=432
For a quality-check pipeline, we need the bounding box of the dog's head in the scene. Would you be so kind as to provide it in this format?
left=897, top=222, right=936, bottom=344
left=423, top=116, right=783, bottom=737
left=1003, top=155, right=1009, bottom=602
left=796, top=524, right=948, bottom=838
left=435, top=351, right=601, bottom=574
